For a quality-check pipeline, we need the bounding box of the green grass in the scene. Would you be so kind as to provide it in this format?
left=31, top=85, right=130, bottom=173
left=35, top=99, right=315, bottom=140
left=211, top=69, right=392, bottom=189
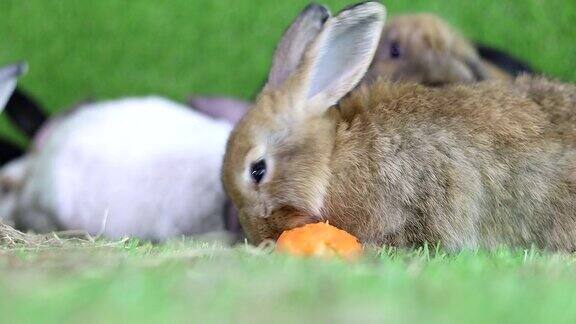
left=1, top=0, right=576, bottom=323
left=1, top=242, right=576, bottom=324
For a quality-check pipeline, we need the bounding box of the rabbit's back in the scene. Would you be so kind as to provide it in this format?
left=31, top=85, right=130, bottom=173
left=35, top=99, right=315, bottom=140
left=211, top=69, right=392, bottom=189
left=514, top=76, right=576, bottom=144
left=327, top=77, right=576, bottom=250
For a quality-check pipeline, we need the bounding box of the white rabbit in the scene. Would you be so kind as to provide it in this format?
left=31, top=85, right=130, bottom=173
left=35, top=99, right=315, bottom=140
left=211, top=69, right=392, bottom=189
left=0, top=96, right=237, bottom=241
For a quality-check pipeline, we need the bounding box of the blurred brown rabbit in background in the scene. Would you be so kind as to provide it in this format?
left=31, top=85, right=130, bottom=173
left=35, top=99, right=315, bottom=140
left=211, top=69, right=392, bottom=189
left=365, top=13, right=533, bottom=86
left=190, top=12, right=534, bottom=120
left=222, top=2, right=576, bottom=251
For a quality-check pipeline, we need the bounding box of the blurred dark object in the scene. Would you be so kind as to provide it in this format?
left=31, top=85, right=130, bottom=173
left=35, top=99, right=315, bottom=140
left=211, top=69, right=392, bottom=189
left=476, top=44, right=534, bottom=77
left=0, top=139, right=24, bottom=165
left=5, top=88, right=47, bottom=138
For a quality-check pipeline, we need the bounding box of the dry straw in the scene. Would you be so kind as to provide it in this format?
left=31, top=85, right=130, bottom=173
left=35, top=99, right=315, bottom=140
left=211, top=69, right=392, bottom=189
left=0, top=221, right=126, bottom=250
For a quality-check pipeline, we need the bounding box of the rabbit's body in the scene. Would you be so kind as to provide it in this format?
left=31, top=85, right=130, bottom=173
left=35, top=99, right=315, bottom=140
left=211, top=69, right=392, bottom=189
left=321, top=77, right=576, bottom=250
left=4, top=97, right=232, bottom=240
left=222, top=2, right=576, bottom=251
left=0, top=62, right=248, bottom=241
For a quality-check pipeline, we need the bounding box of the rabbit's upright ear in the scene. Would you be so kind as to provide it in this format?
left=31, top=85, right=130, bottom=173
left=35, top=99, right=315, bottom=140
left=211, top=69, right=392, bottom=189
left=278, top=2, right=386, bottom=113
left=266, top=4, right=331, bottom=89
left=0, top=63, right=27, bottom=112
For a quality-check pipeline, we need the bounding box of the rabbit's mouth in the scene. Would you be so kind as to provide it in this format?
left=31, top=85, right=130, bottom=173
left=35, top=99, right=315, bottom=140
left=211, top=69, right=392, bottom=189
left=262, top=206, right=321, bottom=241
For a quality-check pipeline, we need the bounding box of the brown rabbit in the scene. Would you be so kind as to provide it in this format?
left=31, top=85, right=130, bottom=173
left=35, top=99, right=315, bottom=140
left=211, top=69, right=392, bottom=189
left=222, top=2, right=576, bottom=251
left=365, top=13, right=524, bottom=86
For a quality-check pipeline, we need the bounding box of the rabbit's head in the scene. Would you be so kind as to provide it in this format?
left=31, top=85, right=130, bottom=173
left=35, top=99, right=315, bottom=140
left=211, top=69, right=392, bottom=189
left=365, top=14, right=488, bottom=86
left=222, top=2, right=386, bottom=243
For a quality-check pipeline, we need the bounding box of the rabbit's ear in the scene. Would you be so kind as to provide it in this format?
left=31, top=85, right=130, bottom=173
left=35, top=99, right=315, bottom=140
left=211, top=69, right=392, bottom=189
left=0, top=62, right=46, bottom=138
left=295, top=2, right=386, bottom=111
left=266, top=3, right=331, bottom=90
left=464, top=58, right=489, bottom=81
left=187, top=96, right=251, bottom=125
left=449, top=40, right=490, bottom=82
left=0, top=63, right=27, bottom=112
left=5, top=88, right=48, bottom=138
left=431, top=54, right=486, bottom=84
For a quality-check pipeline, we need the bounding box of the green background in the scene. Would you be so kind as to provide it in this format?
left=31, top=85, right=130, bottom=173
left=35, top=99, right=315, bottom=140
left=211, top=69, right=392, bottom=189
left=1, top=1, right=575, bottom=134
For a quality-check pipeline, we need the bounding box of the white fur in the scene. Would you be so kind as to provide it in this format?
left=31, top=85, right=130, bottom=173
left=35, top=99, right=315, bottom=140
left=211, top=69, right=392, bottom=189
left=1, top=97, right=232, bottom=240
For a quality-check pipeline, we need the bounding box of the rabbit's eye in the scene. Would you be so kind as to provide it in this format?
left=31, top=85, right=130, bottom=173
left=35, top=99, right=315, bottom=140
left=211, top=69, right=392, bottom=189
left=250, top=159, right=267, bottom=184
left=390, top=41, right=401, bottom=59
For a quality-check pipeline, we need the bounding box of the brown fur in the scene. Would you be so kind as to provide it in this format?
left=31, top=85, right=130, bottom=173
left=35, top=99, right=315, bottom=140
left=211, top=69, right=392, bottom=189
left=365, top=14, right=512, bottom=85
left=329, top=77, right=576, bottom=250
left=222, top=3, right=576, bottom=251
left=225, top=76, right=576, bottom=251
